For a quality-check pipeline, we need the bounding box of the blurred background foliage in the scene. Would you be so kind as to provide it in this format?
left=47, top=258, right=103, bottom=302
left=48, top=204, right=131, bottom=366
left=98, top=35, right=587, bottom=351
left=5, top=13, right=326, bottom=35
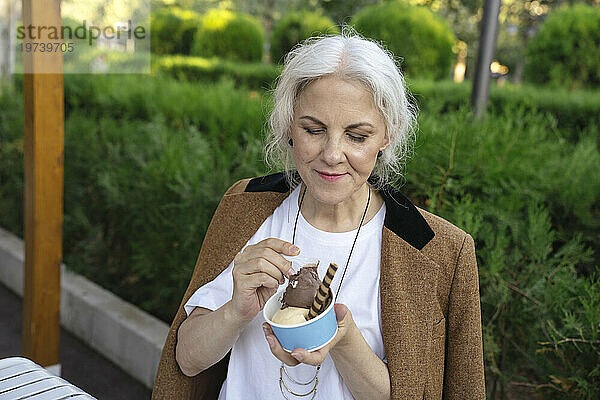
left=352, top=1, right=455, bottom=79
left=1, top=0, right=600, bottom=398
left=524, top=4, right=600, bottom=89
left=2, top=71, right=599, bottom=398
left=190, top=8, right=265, bottom=62
left=146, top=0, right=600, bottom=87
left=150, top=7, right=201, bottom=55
left=269, top=10, right=339, bottom=64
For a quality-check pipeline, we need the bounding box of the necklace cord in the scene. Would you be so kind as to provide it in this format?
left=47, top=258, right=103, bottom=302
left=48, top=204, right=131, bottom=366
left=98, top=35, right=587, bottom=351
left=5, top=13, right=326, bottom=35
left=291, top=185, right=307, bottom=245
left=336, top=186, right=370, bottom=296
left=283, top=184, right=370, bottom=399
left=292, top=184, right=371, bottom=297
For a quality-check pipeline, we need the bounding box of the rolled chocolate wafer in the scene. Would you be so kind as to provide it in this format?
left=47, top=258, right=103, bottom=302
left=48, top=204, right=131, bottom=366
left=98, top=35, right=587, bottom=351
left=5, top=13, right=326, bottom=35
left=307, top=263, right=338, bottom=319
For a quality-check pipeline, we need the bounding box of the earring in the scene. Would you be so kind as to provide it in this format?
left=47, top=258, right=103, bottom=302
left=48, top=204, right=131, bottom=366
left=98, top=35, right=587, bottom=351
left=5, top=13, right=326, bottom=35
left=288, top=138, right=293, bottom=147
left=377, top=150, right=383, bottom=158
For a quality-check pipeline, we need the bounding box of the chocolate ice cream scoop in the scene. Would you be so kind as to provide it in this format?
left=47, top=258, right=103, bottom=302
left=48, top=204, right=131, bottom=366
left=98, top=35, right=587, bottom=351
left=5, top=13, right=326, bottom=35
left=281, top=263, right=320, bottom=309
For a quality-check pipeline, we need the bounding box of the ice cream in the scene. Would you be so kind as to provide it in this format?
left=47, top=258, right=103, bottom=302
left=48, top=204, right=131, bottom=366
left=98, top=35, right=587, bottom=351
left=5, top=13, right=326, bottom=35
left=270, top=262, right=339, bottom=325
left=268, top=264, right=320, bottom=325
left=282, top=264, right=321, bottom=309
left=271, top=306, right=310, bottom=325
left=264, top=261, right=340, bottom=351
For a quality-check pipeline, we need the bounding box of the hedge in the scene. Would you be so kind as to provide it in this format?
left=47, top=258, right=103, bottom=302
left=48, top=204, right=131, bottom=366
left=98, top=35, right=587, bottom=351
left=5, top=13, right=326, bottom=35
left=153, top=54, right=282, bottom=91
left=150, top=53, right=600, bottom=139
left=408, top=79, right=600, bottom=142
left=1, top=75, right=267, bottom=321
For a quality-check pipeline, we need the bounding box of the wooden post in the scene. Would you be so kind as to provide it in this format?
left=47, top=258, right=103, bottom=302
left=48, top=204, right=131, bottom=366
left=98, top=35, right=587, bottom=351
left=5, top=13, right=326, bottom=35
left=22, top=0, right=63, bottom=369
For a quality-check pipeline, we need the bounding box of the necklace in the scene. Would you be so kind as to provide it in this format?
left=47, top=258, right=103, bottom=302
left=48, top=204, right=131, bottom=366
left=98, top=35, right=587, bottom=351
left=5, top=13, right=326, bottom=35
left=280, top=183, right=371, bottom=399
left=279, top=364, right=320, bottom=400
left=292, top=184, right=372, bottom=296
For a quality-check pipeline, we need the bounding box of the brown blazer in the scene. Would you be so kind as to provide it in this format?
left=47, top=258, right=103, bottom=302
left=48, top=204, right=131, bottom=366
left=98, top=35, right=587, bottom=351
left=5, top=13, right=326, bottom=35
left=152, top=172, right=485, bottom=399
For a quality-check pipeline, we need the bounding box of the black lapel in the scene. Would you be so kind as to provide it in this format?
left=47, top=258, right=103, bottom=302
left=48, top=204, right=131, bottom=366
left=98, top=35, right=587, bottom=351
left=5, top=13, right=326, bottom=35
left=380, top=184, right=435, bottom=250
left=245, top=172, right=292, bottom=194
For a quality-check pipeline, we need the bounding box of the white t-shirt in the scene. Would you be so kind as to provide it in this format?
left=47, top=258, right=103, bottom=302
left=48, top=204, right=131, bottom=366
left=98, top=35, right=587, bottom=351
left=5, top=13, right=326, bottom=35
left=184, top=185, right=387, bottom=400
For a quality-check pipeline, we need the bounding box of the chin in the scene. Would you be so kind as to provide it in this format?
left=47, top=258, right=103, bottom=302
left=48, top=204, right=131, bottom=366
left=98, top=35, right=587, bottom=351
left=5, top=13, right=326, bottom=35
left=306, top=180, right=354, bottom=205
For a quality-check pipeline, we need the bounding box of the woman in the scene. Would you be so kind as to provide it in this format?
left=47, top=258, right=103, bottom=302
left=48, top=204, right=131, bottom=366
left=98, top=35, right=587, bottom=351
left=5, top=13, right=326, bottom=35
left=153, top=30, right=485, bottom=400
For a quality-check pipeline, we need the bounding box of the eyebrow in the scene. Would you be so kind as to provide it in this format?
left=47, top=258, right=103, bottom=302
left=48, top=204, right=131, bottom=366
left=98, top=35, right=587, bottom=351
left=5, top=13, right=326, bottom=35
left=299, top=115, right=375, bottom=130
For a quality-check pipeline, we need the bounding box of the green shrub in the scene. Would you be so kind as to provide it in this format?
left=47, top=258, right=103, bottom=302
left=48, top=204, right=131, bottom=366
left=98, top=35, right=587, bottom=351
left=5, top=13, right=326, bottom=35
left=487, top=84, right=600, bottom=142
left=525, top=4, right=600, bottom=89
left=537, top=271, right=600, bottom=399
left=154, top=54, right=282, bottom=90
left=408, top=79, right=600, bottom=141
left=62, top=112, right=265, bottom=320
left=62, top=78, right=267, bottom=321
left=270, top=11, right=339, bottom=64
left=1, top=75, right=268, bottom=322
left=0, top=82, right=24, bottom=238
left=150, top=7, right=201, bottom=55
left=351, top=1, right=455, bottom=80
left=191, top=8, right=264, bottom=62
left=61, top=79, right=267, bottom=321
left=405, top=106, right=600, bottom=398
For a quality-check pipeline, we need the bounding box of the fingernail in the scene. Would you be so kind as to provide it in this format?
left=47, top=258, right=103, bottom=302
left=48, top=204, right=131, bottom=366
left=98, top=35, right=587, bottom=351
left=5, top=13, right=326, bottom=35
left=287, top=268, right=295, bottom=278
left=290, top=245, right=300, bottom=254
left=266, top=336, right=274, bottom=348
left=291, top=351, right=303, bottom=361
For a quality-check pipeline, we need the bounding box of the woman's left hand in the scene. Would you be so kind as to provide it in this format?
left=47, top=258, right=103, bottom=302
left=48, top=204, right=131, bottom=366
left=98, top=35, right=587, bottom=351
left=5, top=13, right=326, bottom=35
left=262, top=303, right=356, bottom=366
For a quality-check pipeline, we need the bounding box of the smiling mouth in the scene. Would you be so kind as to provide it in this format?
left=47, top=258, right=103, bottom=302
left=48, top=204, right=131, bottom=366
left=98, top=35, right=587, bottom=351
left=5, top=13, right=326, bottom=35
left=316, top=170, right=346, bottom=182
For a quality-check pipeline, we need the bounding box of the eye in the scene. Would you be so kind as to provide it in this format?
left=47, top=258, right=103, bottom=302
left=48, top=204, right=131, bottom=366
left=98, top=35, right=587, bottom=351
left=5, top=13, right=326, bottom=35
left=303, top=127, right=325, bottom=135
left=347, top=133, right=366, bottom=142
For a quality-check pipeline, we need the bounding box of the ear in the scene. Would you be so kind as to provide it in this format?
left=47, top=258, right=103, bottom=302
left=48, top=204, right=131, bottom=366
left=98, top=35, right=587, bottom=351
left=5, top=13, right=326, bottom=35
left=380, top=134, right=391, bottom=152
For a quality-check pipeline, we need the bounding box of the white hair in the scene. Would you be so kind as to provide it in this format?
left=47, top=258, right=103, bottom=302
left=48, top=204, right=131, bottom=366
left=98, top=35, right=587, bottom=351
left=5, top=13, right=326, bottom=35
left=264, top=25, right=418, bottom=189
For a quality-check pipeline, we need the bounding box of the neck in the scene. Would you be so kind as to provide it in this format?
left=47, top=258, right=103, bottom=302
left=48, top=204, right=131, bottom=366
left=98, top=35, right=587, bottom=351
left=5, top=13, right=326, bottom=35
left=299, top=183, right=375, bottom=233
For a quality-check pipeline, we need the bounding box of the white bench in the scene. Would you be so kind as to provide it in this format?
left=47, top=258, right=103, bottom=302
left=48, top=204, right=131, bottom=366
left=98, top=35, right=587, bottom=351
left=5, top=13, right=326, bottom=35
left=0, top=357, right=95, bottom=400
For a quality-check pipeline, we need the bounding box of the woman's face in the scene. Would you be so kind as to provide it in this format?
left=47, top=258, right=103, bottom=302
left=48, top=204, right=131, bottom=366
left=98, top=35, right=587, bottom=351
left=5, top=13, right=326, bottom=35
left=290, top=76, right=389, bottom=205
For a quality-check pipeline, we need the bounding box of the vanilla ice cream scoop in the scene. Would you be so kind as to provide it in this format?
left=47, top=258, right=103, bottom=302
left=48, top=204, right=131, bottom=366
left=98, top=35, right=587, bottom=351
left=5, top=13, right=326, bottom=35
left=271, top=306, right=310, bottom=325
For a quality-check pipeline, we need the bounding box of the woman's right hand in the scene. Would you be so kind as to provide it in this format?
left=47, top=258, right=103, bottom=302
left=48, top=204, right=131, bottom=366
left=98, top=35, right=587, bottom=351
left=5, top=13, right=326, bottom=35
left=230, top=238, right=299, bottom=322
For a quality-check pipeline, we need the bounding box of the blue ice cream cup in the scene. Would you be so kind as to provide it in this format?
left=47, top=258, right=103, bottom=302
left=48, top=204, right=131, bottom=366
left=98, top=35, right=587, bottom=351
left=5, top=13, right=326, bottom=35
left=264, top=286, right=338, bottom=352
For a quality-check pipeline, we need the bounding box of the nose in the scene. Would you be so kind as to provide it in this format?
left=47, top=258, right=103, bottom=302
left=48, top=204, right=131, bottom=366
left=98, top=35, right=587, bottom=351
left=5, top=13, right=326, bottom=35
left=321, top=135, right=345, bottom=165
